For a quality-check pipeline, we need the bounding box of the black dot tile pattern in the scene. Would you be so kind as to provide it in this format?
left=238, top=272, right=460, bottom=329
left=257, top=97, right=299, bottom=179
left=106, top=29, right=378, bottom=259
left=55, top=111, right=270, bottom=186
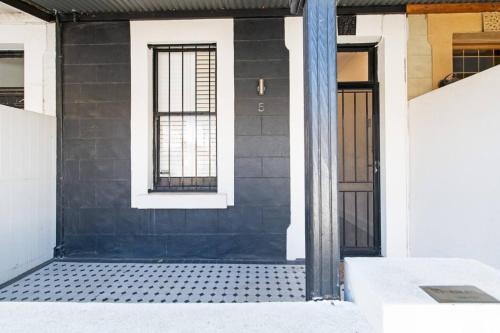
left=0, top=262, right=305, bottom=303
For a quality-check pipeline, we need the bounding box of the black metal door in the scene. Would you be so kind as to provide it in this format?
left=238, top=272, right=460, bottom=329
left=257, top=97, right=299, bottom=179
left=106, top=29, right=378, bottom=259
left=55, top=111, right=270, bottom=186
left=338, top=84, right=380, bottom=257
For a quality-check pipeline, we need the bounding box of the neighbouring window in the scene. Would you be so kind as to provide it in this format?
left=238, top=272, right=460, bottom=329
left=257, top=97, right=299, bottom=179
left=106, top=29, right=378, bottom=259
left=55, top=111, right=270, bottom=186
left=152, top=44, right=217, bottom=192
left=453, top=48, right=500, bottom=79
left=0, top=50, right=24, bottom=109
left=452, top=32, right=500, bottom=80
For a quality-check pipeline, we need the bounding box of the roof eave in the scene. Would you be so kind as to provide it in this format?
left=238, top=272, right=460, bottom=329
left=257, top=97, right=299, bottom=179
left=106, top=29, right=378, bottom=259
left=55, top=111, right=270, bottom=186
left=1, top=0, right=54, bottom=21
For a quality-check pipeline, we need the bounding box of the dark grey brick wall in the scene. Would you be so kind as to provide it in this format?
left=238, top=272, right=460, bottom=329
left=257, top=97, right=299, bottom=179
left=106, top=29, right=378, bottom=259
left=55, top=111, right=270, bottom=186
left=61, top=18, right=290, bottom=261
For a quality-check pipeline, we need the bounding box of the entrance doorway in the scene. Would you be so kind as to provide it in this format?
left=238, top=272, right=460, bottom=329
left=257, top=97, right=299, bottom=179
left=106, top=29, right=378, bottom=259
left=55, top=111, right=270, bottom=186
left=337, top=45, right=381, bottom=257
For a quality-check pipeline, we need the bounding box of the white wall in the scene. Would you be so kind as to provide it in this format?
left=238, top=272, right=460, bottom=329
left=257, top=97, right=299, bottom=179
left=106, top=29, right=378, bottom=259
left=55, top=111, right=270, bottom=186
left=409, top=66, right=500, bottom=269
left=357, top=15, right=410, bottom=257
left=0, top=11, right=55, bottom=115
left=285, top=17, right=305, bottom=260
left=0, top=105, right=56, bottom=284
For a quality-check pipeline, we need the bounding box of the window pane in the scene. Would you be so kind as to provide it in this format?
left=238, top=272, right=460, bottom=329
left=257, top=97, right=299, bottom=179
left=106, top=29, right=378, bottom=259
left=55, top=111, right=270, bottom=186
left=183, top=52, right=196, bottom=112
left=337, top=51, right=369, bottom=82
left=157, top=52, right=170, bottom=112
left=158, top=52, right=196, bottom=112
left=154, top=45, right=217, bottom=191
left=159, top=115, right=216, bottom=178
left=0, top=51, right=24, bottom=109
left=452, top=47, right=498, bottom=80
left=0, top=57, right=23, bottom=87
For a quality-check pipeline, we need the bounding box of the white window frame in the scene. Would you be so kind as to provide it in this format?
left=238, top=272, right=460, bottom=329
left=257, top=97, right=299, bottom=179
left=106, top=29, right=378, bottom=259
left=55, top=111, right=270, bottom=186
left=130, top=19, right=234, bottom=209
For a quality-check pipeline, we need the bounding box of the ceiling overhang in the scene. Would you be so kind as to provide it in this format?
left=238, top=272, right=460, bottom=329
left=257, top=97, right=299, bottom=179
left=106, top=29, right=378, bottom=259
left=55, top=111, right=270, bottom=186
left=1, top=0, right=53, bottom=21
left=1, top=0, right=498, bottom=23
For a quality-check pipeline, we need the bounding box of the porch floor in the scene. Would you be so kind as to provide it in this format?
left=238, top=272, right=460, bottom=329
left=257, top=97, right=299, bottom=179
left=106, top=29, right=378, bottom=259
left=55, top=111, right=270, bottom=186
left=0, top=261, right=305, bottom=303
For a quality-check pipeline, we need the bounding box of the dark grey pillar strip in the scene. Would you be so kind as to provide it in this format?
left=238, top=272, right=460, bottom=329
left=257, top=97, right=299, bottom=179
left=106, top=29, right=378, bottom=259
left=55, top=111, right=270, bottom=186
left=54, top=16, right=64, bottom=257
left=304, top=0, right=340, bottom=300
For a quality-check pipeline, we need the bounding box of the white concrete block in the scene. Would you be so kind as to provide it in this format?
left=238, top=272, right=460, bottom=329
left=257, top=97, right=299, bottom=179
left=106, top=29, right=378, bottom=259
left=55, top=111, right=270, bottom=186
left=345, top=258, right=500, bottom=333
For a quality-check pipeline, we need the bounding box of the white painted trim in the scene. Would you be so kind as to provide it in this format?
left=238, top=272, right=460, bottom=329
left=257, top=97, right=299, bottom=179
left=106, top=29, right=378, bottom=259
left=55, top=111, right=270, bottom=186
left=355, top=14, right=410, bottom=257
left=0, top=20, right=55, bottom=115
left=285, top=17, right=306, bottom=260
left=130, top=19, right=234, bottom=209
left=134, top=193, right=228, bottom=209
left=356, top=15, right=384, bottom=36
left=338, top=36, right=381, bottom=45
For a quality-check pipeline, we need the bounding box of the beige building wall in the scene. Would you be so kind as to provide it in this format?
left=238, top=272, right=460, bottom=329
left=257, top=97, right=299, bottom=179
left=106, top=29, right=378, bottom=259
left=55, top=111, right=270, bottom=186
left=484, top=12, right=500, bottom=32
left=407, top=15, right=432, bottom=99
left=427, top=13, right=483, bottom=89
left=407, top=13, right=499, bottom=99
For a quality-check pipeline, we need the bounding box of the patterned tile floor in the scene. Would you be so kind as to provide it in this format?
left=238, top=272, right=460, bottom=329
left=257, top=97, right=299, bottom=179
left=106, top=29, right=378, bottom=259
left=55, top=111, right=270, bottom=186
left=0, top=262, right=306, bottom=303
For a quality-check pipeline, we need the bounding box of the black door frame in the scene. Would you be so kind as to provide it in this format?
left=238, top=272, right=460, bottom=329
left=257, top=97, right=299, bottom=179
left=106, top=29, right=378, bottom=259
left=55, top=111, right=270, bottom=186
left=337, top=43, right=381, bottom=257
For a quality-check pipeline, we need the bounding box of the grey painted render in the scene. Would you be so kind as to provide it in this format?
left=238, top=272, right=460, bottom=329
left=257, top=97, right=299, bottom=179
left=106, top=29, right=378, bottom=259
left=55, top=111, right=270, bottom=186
left=61, top=19, right=290, bottom=261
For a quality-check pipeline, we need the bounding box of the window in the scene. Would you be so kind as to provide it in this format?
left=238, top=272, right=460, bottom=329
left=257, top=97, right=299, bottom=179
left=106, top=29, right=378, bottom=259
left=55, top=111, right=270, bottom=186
left=337, top=46, right=376, bottom=83
left=152, top=44, right=217, bottom=192
left=452, top=32, right=500, bottom=79
left=130, top=19, right=234, bottom=209
left=0, top=50, right=24, bottom=109
left=453, top=48, right=500, bottom=79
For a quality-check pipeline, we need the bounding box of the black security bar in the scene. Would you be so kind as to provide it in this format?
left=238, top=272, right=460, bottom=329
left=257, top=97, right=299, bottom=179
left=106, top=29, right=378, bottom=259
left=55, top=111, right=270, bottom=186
left=151, top=44, right=217, bottom=192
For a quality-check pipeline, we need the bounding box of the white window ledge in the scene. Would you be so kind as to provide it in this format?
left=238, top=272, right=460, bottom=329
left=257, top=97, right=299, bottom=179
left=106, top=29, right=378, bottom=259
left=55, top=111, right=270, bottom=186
left=134, top=193, right=228, bottom=209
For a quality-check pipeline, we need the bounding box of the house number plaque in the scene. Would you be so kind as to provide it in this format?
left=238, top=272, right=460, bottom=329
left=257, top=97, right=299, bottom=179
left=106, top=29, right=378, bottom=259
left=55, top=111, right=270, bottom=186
left=258, top=102, right=264, bottom=113
left=420, top=285, right=499, bottom=303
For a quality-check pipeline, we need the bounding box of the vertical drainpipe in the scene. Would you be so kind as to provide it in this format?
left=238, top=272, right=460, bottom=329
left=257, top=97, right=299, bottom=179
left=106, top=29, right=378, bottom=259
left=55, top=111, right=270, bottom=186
left=54, top=12, right=64, bottom=258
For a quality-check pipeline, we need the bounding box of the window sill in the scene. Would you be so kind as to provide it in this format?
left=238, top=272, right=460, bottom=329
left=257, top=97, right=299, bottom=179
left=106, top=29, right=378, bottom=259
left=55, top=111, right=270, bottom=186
left=133, top=192, right=228, bottom=209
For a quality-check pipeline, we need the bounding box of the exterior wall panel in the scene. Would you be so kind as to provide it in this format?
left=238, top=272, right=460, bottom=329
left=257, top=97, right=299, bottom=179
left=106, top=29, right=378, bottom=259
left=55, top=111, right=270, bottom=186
left=0, top=105, right=56, bottom=284
left=409, top=66, right=500, bottom=270
left=61, top=19, right=290, bottom=261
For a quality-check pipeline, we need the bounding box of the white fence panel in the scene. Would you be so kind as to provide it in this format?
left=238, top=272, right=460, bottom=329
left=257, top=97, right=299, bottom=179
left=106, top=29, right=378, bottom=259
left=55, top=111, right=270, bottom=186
left=0, top=105, right=56, bottom=284
left=409, top=66, right=500, bottom=269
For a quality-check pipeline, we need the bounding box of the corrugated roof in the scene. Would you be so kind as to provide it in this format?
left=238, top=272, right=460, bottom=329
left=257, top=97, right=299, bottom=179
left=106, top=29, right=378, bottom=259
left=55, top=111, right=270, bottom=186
left=337, top=0, right=497, bottom=6
left=6, top=0, right=499, bottom=20
left=31, top=0, right=290, bottom=14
